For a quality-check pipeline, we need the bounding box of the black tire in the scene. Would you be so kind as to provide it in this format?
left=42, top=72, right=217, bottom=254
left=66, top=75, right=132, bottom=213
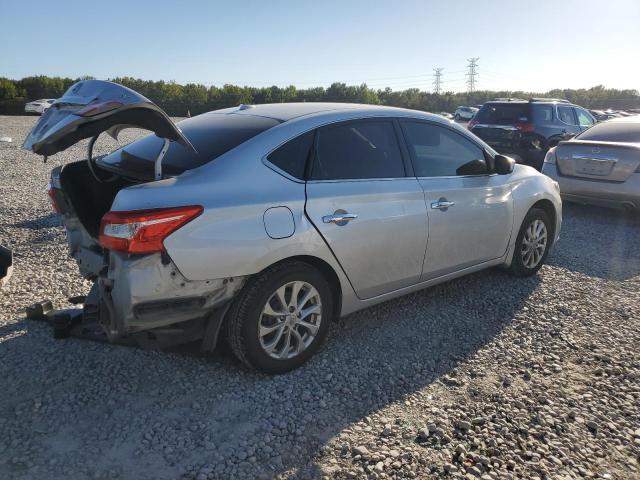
left=508, top=208, right=553, bottom=277
left=225, top=261, right=334, bottom=374
left=454, top=114, right=461, bottom=121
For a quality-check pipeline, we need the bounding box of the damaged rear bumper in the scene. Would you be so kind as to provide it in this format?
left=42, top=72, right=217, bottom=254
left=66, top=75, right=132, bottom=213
left=88, top=251, right=246, bottom=340
left=28, top=253, right=245, bottom=349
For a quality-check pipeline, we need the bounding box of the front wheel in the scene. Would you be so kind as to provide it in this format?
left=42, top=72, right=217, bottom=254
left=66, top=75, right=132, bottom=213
left=225, top=261, right=334, bottom=374
left=508, top=208, right=553, bottom=276
left=454, top=114, right=461, bottom=121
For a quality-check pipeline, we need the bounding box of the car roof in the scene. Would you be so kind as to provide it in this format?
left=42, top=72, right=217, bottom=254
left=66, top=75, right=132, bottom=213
left=483, top=100, right=574, bottom=106
left=209, top=102, right=442, bottom=122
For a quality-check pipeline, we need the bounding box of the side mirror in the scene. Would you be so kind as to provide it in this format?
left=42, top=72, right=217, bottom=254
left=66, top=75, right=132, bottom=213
left=456, top=158, right=488, bottom=176
left=494, top=154, right=515, bottom=175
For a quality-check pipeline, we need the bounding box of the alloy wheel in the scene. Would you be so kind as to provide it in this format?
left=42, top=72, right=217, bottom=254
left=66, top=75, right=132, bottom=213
left=258, top=281, right=322, bottom=360
left=521, top=219, right=548, bottom=269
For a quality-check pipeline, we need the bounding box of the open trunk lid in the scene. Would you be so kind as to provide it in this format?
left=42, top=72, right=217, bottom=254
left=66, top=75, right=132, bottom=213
left=23, top=80, right=194, bottom=156
left=555, top=140, right=640, bottom=182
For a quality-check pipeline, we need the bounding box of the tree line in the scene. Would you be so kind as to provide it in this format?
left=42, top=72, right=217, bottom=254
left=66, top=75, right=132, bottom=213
left=1, top=75, right=638, bottom=116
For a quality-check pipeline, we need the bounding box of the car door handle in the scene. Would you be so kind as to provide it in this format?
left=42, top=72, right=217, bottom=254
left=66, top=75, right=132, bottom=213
left=431, top=200, right=455, bottom=210
left=322, top=212, right=358, bottom=224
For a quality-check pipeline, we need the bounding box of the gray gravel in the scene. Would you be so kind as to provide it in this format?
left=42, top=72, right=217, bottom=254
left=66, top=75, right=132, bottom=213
left=1, top=115, right=639, bottom=480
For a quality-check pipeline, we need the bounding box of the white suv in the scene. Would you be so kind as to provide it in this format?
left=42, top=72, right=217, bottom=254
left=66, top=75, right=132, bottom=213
left=454, top=106, right=478, bottom=121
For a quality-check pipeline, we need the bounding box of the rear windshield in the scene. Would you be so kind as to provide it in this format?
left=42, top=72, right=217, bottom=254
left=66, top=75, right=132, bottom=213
left=98, top=113, right=280, bottom=178
left=475, top=103, right=531, bottom=124
left=576, top=121, right=640, bottom=143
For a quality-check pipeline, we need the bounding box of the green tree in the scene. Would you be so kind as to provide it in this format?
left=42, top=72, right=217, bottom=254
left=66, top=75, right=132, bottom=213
left=0, top=78, right=19, bottom=100
left=1, top=75, right=639, bottom=115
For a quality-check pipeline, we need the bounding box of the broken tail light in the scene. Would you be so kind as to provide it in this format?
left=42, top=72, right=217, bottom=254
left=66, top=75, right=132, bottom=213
left=99, top=205, right=203, bottom=254
left=514, top=122, right=535, bottom=133
left=47, top=183, right=63, bottom=213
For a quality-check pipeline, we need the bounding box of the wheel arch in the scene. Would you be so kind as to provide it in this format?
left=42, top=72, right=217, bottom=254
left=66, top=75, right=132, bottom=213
left=268, top=255, right=343, bottom=320
left=530, top=199, right=557, bottom=240
left=503, top=190, right=561, bottom=268
left=228, top=254, right=344, bottom=321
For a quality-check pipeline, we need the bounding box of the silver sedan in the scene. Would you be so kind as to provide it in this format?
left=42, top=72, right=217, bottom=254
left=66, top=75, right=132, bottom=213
left=23, top=80, right=562, bottom=373
left=542, top=116, right=640, bottom=210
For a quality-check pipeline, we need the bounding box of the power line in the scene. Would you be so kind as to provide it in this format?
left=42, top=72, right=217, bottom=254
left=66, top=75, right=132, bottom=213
left=433, top=68, right=443, bottom=94
left=466, top=57, right=479, bottom=94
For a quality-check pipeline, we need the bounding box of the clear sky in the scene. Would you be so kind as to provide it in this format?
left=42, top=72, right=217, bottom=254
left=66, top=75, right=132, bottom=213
left=1, top=0, right=638, bottom=93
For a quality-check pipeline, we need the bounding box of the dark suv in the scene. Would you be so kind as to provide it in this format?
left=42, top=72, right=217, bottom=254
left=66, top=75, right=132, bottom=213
left=468, top=98, right=596, bottom=170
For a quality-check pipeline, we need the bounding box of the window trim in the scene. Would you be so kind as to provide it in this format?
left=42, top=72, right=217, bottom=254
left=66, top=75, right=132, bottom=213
left=263, top=129, right=316, bottom=183
left=398, top=118, right=496, bottom=179
left=307, top=118, right=410, bottom=183
left=262, top=127, right=317, bottom=184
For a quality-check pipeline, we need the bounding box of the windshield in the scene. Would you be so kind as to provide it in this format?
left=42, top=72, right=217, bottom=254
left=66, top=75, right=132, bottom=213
left=576, top=121, right=640, bottom=143
left=475, top=103, right=531, bottom=124
left=97, top=113, right=280, bottom=178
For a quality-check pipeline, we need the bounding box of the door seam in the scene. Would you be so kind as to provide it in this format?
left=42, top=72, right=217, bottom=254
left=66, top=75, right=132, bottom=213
left=303, top=181, right=361, bottom=300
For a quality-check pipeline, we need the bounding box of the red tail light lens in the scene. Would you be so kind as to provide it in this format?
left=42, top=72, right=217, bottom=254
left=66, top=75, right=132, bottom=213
left=47, top=183, right=62, bottom=213
left=468, top=118, right=479, bottom=130
left=514, top=122, right=535, bottom=133
left=99, top=205, right=203, bottom=254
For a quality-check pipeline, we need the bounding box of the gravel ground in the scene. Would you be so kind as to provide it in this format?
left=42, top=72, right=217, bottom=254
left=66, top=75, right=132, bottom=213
left=1, top=115, right=639, bottom=480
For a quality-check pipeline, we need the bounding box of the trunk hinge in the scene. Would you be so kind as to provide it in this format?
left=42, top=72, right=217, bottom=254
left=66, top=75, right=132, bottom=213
left=154, top=138, right=171, bottom=181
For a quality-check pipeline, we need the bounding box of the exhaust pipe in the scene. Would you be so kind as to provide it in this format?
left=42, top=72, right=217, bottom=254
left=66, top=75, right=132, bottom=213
left=0, top=244, right=13, bottom=288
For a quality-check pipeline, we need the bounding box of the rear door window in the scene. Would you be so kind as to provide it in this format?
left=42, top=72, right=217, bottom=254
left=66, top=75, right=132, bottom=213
left=475, top=103, right=531, bottom=124
left=310, top=120, right=405, bottom=180
left=402, top=121, right=486, bottom=177
left=557, top=106, right=577, bottom=125
left=267, top=131, right=315, bottom=180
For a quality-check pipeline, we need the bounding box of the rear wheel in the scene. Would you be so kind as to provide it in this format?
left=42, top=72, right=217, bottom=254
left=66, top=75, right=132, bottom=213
left=508, top=208, right=552, bottom=276
left=454, top=114, right=461, bottom=121
left=225, top=261, right=333, bottom=374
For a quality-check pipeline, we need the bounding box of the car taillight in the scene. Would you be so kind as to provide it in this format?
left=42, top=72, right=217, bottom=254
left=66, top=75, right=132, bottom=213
left=514, top=122, right=535, bottom=133
left=543, top=147, right=557, bottom=165
left=74, top=101, right=123, bottom=117
left=468, top=118, right=479, bottom=130
left=99, top=205, right=203, bottom=254
left=47, top=183, right=62, bottom=213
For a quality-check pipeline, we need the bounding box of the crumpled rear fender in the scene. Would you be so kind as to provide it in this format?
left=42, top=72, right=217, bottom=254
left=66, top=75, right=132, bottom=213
left=96, top=252, right=246, bottom=336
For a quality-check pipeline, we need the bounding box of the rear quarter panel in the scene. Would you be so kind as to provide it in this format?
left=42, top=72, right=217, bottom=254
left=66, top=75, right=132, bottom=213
left=109, top=121, right=355, bottom=303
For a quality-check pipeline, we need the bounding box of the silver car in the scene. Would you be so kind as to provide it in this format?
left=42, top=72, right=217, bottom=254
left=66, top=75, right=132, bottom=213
left=542, top=116, right=640, bottom=210
left=23, top=80, right=562, bottom=373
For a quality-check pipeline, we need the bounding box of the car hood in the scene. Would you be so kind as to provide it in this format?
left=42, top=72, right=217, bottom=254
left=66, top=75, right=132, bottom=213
left=23, top=80, right=195, bottom=156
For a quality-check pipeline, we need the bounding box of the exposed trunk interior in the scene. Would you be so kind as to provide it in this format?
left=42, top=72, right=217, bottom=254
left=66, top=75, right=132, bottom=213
left=59, top=161, right=141, bottom=238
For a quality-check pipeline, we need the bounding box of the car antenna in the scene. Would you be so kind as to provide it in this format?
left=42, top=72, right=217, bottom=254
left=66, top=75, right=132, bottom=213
left=154, top=138, right=171, bottom=181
